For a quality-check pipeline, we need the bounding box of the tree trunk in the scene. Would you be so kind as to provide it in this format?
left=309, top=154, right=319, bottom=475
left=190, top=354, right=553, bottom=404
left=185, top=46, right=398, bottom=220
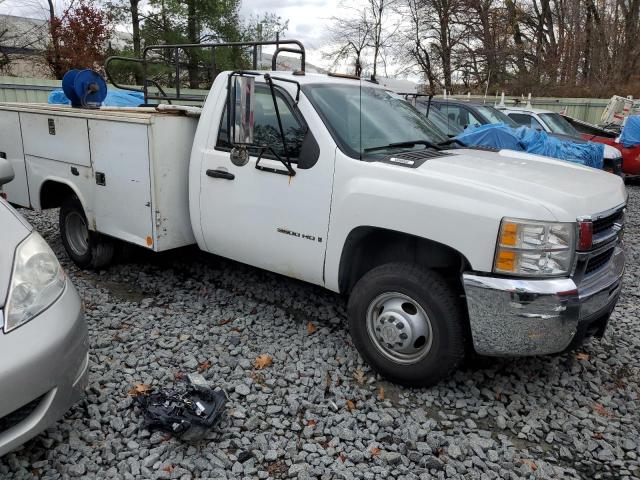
left=130, top=0, right=143, bottom=84
left=186, top=0, right=199, bottom=89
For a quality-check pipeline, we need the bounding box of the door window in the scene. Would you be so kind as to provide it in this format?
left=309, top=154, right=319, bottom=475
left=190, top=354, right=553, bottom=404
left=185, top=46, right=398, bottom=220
left=438, top=105, right=481, bottom=129
left=217, top=85, right=306, bottom=159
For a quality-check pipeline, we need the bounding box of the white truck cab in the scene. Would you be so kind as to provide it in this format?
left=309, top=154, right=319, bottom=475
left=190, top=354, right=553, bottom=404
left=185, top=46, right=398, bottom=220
left=0, top=41, right=627, bottom=386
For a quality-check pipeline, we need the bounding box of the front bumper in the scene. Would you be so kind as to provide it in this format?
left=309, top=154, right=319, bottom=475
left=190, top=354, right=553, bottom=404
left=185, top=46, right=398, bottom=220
left=0, top=279, right=88, bottom=457
left=463, top=245, right=624, bottom=356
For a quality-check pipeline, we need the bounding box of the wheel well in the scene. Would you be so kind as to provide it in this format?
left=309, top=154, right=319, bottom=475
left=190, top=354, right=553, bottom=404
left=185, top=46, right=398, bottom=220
left=338, top=227, right=471, bottom=295
left=40, top=181, right=77, bottom=209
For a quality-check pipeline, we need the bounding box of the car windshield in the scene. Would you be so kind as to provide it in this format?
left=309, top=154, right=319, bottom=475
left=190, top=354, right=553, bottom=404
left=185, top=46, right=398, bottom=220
left=539, top=112, right=581, bottom=137
left=304, top=84, right=447, bottom=158
left=475, top=105, right=518, bottom=127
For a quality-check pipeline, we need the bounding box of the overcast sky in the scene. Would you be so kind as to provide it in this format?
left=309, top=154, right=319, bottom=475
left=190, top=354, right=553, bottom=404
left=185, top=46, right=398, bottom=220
left=240, top=0, right=341, bottom=64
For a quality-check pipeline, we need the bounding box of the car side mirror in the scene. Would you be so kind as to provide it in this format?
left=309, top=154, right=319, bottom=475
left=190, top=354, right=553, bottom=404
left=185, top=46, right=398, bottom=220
left=228, top=75, right=255, bottom=146
left=0, top=157, right=14, bottom=186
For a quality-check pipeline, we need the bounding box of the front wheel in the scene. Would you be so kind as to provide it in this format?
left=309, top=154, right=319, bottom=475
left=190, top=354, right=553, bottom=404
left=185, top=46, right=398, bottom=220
left=347, top=263, right=467, bottom=386
left=59, top=196, right=115, bottom=269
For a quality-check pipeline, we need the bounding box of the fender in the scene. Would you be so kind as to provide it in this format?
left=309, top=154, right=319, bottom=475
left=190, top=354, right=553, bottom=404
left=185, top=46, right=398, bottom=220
left=37, top=177, right=96, bottom=231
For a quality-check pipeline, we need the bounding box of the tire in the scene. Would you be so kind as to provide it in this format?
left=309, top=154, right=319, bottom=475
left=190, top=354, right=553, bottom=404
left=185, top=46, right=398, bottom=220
left=347, top=263, right=467, bottom=387
left=59, top=196, right=114, bottom=269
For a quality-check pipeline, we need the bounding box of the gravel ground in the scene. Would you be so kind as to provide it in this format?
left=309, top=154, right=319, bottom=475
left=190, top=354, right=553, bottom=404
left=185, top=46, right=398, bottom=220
left=1, top=187, right=639, bottom=480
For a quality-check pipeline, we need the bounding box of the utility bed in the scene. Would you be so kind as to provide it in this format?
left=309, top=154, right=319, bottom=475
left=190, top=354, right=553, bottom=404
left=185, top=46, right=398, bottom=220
left=0, top=103, right=198, bottom=251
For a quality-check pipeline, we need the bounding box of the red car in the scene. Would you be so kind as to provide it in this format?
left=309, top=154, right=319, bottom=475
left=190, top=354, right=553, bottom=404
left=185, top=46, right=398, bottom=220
left=562, top=114, right=640, bottom=176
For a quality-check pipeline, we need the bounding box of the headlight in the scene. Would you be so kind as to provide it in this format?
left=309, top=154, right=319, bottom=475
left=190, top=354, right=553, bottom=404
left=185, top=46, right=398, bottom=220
left=493, top=218, right=575, bottom=277
left=3, top=232, right=65, bottom=332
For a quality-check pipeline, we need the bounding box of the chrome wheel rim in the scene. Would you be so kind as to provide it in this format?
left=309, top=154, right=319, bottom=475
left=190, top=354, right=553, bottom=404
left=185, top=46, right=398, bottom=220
left=65, top=211, right=89, bottom=256
left=366, top=292, right=433, bottom=365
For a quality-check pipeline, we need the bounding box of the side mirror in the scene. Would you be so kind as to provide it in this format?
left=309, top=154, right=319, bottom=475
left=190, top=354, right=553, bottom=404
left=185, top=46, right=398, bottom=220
left=228, top=75, right=255, bottom=145
left=0, top=157, right=14, bottom=186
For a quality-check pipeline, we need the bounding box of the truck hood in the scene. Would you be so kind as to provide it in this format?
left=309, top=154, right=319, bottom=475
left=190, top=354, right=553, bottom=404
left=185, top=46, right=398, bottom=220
left=423, top=148, right=626, bottom=221
left=0, top=199, right=31, bottom=308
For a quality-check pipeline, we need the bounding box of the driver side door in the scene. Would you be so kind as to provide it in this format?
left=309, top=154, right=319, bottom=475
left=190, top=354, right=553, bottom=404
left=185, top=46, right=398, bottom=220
left=198, top=83, right=334, bottom=286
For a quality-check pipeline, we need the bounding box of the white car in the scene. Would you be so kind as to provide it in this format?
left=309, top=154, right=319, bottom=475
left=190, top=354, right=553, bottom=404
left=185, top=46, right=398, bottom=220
left=498, top=105, right=623, bottom=173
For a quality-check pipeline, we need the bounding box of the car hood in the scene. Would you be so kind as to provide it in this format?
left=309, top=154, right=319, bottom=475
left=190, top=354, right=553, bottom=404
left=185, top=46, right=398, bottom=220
left=422, top=148, right=626, bottom=221
left=0, top=199, right=31, bottom=308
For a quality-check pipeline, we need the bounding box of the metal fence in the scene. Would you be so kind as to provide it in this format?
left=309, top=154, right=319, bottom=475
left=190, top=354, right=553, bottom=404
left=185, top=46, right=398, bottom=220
left=0, top=76, right=614, bottom=124
left=0, top=76, right=59, bottom=103
left=443, top=94, right=610, bottom=124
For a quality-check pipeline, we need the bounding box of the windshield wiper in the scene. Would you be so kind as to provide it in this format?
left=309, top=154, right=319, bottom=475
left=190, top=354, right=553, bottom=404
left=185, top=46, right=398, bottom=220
left=364, top=140, right=442, bottom=153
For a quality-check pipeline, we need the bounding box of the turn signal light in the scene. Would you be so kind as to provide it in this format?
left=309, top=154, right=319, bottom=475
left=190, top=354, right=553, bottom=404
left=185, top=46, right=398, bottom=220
left=578, top=221, right=593, bottom=251
left=499, top=222, right=518, bottom=246
left=495, top=250, right=516, bottom=272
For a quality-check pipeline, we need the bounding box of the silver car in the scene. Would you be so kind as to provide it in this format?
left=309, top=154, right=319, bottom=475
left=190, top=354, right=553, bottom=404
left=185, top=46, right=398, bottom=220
left=0, top=159, right=88, bottom=457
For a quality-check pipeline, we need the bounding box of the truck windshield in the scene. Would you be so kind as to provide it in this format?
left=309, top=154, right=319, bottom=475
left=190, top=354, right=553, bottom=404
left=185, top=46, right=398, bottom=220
left=539, top=112, right=581, bottom=137
left=304, top=83, right=447, bottom=159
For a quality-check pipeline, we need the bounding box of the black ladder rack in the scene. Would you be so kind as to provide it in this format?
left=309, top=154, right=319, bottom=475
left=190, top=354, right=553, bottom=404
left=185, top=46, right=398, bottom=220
left=105, top=39, right=306, bottom=104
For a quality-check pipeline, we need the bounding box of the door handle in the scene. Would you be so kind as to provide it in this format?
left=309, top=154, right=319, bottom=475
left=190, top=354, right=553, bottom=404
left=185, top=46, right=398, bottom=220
left=206, top=169, right=235, bottom=180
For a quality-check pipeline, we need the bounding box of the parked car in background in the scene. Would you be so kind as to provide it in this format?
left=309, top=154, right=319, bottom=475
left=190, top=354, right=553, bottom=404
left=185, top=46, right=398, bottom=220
left=498, top=105, right=623, bottom=175
left=0, top=159, right=88, bottom=457
left=425, top=98, right=520, bottom=131
left=562, top=113, right=640, bottom=176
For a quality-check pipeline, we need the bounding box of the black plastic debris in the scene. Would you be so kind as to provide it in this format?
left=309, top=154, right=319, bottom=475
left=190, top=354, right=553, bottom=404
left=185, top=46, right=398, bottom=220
left=135, top=375, right=227, bottom=441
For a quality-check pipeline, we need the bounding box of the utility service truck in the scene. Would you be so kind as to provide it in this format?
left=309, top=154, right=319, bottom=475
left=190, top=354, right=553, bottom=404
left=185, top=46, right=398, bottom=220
left=0, top=41, right=626, bottom=386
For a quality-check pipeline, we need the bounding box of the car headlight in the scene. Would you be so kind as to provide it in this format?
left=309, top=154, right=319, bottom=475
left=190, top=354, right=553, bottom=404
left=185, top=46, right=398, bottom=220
left=493, top=218, right=575, bottom=277
left=3, top=232, right=65, bottom=332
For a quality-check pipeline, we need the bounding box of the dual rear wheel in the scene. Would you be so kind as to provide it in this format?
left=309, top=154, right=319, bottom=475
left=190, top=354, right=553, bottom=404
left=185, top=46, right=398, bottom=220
left=59, top=196, right=114, bottom=269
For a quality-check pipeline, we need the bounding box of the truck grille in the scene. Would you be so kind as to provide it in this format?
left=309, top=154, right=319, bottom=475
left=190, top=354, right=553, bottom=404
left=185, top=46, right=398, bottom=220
left=585, top=248, right=615, bottom=275
left=593, top=209, right=624, bottom=235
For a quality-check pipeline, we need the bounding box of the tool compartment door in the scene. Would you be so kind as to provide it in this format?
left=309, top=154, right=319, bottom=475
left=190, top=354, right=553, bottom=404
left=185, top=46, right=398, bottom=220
left=88, top=119, right=153, bottom=248
left=20, top=113, right=91, bottom=167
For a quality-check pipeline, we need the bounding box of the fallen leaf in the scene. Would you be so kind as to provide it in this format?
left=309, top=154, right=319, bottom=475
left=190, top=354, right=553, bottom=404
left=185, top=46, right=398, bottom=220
left=378, top=387, right=385, bottom=401
left=338, top=453, right=346, bottom=463
left=163, top=465, right=174, bottom=473
left=435, top=447, right=444, bottom=457
left=254, top=354, right=273, bottom=370
left=346, top=399, right=357, bottom=412
left=353, top=369, right=365, bottom=386
left=307, top=321, right=316, bottom=334
left=593, top=403, right=614, bottom=418
left=197, top=360, right=212, bottom=373
left=306, top=419, right=317, bottom=427
left=128, top=383, right=152, bottom=397
left=592, top=432, right=604, bottom=440
left=324, top=371, right=332, bottom=395
left=219, top=318, right=233, bottom=326
left=370, top=446, right=381, bottom=456
left=174, top=371, right=185, bottom=380
left=520, top=459, right=538, bottom=471
left=575, top=352, right=590, bottom=361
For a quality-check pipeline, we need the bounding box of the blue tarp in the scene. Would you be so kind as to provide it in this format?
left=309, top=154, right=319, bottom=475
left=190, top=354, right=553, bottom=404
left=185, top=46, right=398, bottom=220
left=48, top=89, right=145, bottom=107
left=455, top=123, right=604, bottom=169
left=620, top=115, right=640, bottom=148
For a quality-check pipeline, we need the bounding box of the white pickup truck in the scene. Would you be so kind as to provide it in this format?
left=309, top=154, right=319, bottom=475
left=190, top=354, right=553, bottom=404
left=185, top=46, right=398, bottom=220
left=0, top=41, right=627, bottom=386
